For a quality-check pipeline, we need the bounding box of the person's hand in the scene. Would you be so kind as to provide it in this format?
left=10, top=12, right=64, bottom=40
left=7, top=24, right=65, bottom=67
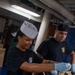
left=51, top=70, right=58, bottom=75
left=54, top=62, right=71, bottom=72
left=71, top=64, right=75, bottom=73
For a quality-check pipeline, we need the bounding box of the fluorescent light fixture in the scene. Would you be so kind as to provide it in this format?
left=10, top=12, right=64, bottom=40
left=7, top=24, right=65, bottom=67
left=11, top=5, right=40, bottom=17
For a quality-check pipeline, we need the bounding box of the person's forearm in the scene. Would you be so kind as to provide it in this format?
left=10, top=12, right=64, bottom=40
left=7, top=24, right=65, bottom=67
left=71, top=51, right=75, bottom=73
left=72, top=59, right=75, bottom=64
left=28, top=63, right=54, bottom=73
left=71, top=52, right=75, bottom=64
left=20, top=62, right=54, bottom=73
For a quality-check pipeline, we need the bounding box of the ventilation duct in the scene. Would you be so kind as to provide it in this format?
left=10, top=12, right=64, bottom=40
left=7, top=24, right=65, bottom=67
left=40, top=0, right=75, bottom=24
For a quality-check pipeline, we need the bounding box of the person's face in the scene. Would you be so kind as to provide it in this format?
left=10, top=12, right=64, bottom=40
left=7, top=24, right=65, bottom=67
left=54, top=30, right=68, bottom=42
left=18, top=35, right=33, bottom=50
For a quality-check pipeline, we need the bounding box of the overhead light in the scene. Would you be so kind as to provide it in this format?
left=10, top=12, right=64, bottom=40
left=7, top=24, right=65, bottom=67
left=11, top=5, right=40, bottom=17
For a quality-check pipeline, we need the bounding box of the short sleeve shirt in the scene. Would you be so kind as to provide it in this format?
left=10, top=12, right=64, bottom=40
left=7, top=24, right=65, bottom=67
left=37, top=38, right=73, bottom=62
left=6, top=47, right=43, bottom=75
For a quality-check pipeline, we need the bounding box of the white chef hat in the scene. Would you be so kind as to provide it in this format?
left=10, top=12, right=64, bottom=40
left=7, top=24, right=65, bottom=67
left=20, top=20, right=38, bottom=39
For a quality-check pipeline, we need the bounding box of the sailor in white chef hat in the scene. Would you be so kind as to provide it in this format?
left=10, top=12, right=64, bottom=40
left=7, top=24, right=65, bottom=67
left=14, top=20, right=38, bottom=50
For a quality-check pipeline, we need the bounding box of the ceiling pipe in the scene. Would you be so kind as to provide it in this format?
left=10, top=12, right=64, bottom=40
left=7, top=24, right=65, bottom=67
left=29, top=0, right=67, bottom=22
left=40, top=0, right=75, bottom=24
left=59, top=0, right=75, bottom=5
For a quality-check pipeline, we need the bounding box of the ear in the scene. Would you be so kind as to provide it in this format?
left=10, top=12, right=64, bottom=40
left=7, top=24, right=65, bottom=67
left=17, top=36, right=21, bottom=40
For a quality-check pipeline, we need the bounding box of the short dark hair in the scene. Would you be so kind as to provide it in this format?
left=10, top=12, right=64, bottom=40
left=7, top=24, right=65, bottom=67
left=14, top=29, right=25, bottom=42
left=56, top=24, right=69, bottom=32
